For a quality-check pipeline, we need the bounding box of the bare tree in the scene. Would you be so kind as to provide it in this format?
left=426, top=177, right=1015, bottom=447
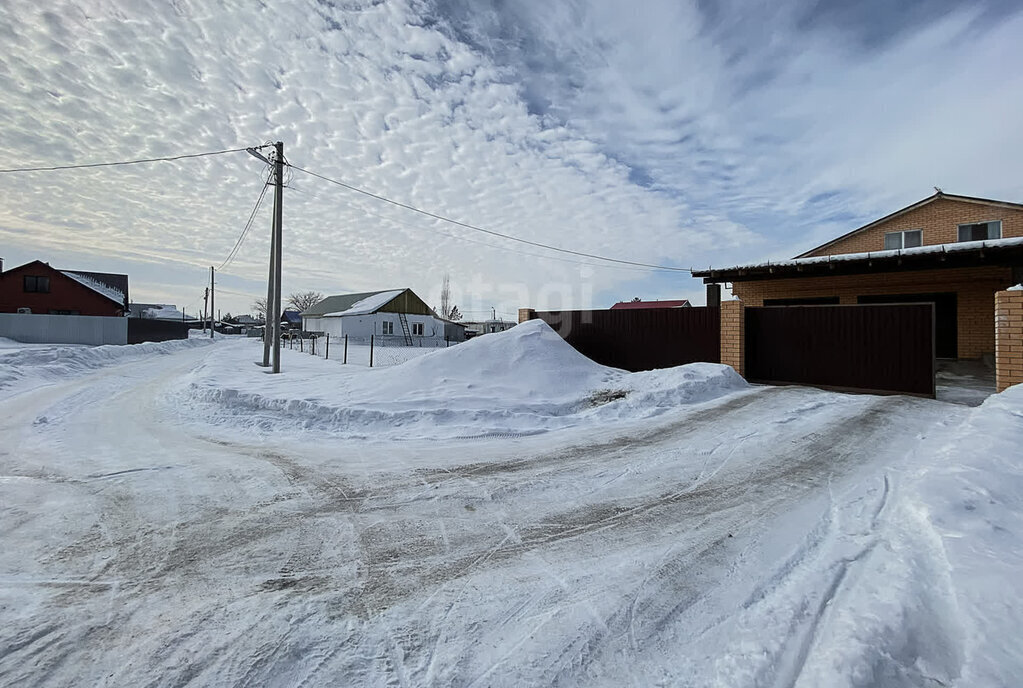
left=252, top=297, right=268, bottom=322
left=287, top=291, right=323, bottom=312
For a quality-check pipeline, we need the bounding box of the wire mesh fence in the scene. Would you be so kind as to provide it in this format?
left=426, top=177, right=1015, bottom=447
left=279, top=332, right=455, bottom=368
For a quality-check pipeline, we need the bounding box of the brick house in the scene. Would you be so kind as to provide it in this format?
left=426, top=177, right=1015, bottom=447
left=0, top=260, right=129, bottom=317
left=693, top=192, right=1023, bottom=360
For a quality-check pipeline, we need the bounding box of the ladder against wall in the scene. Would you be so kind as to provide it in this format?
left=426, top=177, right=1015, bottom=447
left=398, top=312, right=413, bottom=345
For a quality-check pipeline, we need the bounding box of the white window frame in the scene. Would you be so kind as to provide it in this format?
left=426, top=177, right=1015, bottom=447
left=957, top=220, right=1002, bottom=242
left=381, top=321, right=393, bottom=335
left=883, top=229, right=922, bottom=250
left=411, top=322, right=424, bottom=336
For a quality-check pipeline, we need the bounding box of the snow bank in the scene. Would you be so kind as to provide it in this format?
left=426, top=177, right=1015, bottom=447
left=0, top=337, right=214, bottom=397
left=903, top=384, right=1023, bottom=685
left=180, top=319, right=747, bottom=439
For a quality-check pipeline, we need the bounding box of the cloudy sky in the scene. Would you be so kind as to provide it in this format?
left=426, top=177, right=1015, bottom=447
left=2, top=0, right=1021, bottom=318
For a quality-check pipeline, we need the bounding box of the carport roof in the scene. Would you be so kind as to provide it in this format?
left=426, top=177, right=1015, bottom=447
left=693, top=237, right=1023, bottom=283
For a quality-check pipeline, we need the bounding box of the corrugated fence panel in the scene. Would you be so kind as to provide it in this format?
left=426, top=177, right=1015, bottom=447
left=745, top=304, right=934, bottom=396
left=0, top=313, right=127, bottom=345
left=127, top=319, right=191, bottom=344
left=533, top=307, right=720, bottom=371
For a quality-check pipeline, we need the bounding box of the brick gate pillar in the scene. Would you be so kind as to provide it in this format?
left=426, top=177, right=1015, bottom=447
left=518, top=308, right=537, bottom=323
left=720, top=299, right=745, bottom=377
left=995, top=289, right=1023, bottom=392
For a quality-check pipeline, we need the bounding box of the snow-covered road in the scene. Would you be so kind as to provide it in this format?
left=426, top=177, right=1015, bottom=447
left=1, top=334, right=1019, bottom=686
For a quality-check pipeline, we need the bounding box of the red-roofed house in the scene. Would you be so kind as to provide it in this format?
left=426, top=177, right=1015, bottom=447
left=0, top=260, right=129, bottom=317
left=610, top=298, right=691, bottom=310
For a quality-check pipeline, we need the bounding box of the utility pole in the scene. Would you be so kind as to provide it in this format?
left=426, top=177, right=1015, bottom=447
left=271, top=141, right=284, bottom=373
left=261, top=207, right=276, bottom=366
left=202, top=288, right=209, bottom=333
left=209, top=266, right=215, bottom=339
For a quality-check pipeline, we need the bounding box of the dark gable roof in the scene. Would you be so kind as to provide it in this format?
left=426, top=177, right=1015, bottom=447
left=62, top=270, right=129, bottom=301
left=301, top=290, right=399, bottom=316
left=796, top=191, right=1023, bottom=259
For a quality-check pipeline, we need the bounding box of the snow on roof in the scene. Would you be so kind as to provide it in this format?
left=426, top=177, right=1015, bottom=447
left=611, top=299, right=691, bottom=310
left=142, top=305, right=186, bottom=320
left=703, top=236, right=1023, bottom=273
left=62, top=271, right=126, bottom=305
left=322, top=289, right=404, bottom=317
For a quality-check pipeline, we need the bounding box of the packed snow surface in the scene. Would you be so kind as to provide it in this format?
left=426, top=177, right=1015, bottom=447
left=182, top=319, right=746, bottom=438
left=1, top=322, right=1021, bottom=687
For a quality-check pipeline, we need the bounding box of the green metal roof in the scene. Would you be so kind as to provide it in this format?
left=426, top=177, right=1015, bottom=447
left=300, top=290, right=398, bottom=316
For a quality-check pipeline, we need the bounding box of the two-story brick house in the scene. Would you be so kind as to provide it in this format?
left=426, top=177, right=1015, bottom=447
left=693, top=192, right=1023, bottom=359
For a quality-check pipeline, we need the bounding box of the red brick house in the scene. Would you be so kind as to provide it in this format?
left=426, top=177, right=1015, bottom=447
left=693, top=192, right=1023, bottom=360
left=0, top=260, right=129, bottom=317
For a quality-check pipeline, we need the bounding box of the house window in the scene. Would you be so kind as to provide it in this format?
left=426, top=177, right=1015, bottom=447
left=883, top=230, right=922, bottom=250
left=23, top=275, right=50, bottom=293
left=958, top=221, right=1001, bottom=242
left=412, top=322, right=424, bottom=336
left=381, top=321, right=394, bottom=335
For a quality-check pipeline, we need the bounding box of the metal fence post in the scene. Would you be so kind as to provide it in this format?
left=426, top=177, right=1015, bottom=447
left=370, top=334, right=374, bottom=368
left=343, top=334, right=348, bottom=364
left=325, top=333, right=330, bottom=360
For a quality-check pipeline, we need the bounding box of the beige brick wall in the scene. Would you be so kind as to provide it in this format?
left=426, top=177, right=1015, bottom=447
left=731, top=266, right=1014, bottom=359
left=995, top=290, right=1023, bottom=392
left=803, top=198, right=1023, bottom=258
left=720, top=300, right=744, bottom=376
left=518, top=308, right=537, bottom=324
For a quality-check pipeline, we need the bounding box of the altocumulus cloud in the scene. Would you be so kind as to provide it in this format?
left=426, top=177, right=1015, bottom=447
left=0, top=0, right=1021, bottom=314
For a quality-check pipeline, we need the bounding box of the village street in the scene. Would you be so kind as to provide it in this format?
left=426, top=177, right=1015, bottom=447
left=2, top=334, right=1001, bottom=687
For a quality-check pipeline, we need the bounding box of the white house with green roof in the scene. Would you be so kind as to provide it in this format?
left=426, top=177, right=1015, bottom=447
left=301, top=288, right=464, bottom=345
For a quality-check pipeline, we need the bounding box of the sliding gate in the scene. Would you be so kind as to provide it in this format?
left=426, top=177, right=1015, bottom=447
left=745, top=304, right=935, bottom=396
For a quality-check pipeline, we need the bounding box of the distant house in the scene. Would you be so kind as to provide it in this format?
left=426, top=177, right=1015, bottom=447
left=281, top=310, right=302, bottom=331
left=0, top=260, right=129, bottom=317
left=301, top=288, right=463, bottom=344
left=129, top=303, right=187, bottom=320
left=235, top=314, right=261, bottom=326
left=462, top=319, right=515, bottom=338
left=610, top=298, right=691, bottom=310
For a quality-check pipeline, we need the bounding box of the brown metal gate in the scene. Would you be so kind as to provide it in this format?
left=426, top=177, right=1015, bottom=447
left=745, top=304, right=935, bottom=396
left=532, top=307, right=720, bottom=372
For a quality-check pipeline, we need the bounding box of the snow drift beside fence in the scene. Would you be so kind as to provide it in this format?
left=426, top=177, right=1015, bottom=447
left=180, top=319, right=748, bottom=439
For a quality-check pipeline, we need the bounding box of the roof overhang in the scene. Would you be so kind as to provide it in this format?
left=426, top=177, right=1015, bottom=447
left=693, top=238, right=1023, bottom=284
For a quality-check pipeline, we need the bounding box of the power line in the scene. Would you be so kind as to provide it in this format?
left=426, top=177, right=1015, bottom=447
left=288, top=176, right=667, bottom=274
left=217, top=182, right=270, bottom=271
left=287, top=164, right=692, bottom=273
left=0, top=145, right=270, bottom=174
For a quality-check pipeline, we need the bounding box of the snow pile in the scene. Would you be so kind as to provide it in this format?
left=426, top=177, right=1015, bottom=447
left=0, top=337, right=214, bottom=398
left=181, top=319, right=747, bottom=439
left=904, top=384, right=1023, bottom=685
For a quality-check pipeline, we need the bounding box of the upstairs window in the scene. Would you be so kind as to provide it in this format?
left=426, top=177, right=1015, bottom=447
left=883, top=230, right=922, bottom=250
left=381, top=321, right=394, bottom=335
left=412, top=322, right=424, bottom=336
left=23, top=275, right=50, bottom=293
left=958, top=220, right=1001, bottom=242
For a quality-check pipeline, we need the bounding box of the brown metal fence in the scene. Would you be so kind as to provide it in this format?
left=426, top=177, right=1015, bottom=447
left=530, top=307, right=720, bottom=372
left=127, top=319, right=190, bottom=344
left=744, top=304, right=935, bottom=396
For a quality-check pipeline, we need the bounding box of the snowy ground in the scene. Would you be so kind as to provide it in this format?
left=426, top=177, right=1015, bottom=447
left=1, top=322, right=1021, bottom=686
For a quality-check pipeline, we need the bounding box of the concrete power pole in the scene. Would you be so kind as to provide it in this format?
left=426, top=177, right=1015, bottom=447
left=272, top=141, right=284, bottom=372
left=209, top=266, right=215, bottom=339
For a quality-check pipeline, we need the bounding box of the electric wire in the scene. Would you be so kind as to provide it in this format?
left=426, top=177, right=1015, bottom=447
left=0, top=145, right=270, bottom=174
left=287, top=164, right=693, bottom=273
left=217, top=182, right=270, bottom=271
left=287, top=178, right=665, bottom=275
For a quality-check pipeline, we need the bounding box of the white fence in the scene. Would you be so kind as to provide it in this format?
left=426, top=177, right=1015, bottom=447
left=0, top=313, right=127, bottom=345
